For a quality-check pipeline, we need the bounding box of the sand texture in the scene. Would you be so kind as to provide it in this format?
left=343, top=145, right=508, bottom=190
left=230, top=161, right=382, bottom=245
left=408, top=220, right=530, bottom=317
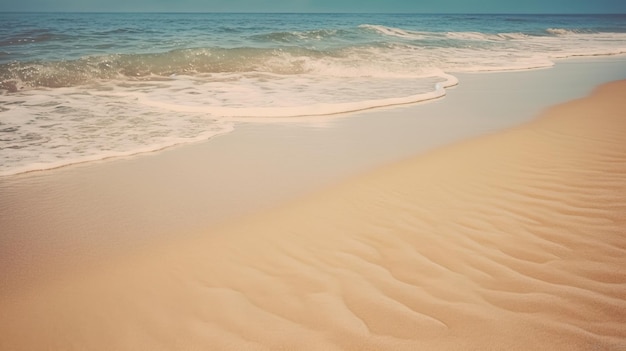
left=2, top=81, right=626, bottom=350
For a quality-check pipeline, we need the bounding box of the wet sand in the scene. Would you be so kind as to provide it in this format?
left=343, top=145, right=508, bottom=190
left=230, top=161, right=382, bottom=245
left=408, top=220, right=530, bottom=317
left=1, top=77, right=625, bottom=349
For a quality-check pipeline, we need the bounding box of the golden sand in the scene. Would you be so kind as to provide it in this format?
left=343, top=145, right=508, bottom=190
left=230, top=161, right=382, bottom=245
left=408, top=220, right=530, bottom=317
left=1, top=81, right=625, bottom=350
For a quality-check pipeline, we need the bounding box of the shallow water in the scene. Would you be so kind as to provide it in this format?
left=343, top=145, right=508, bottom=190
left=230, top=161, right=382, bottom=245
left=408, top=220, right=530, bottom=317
left=1, top=13, right=625, bottom=175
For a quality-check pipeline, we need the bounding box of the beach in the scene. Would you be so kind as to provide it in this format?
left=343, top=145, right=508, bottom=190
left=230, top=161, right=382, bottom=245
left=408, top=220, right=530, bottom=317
left=1, top=56, right=626, bottom=350
left=2, top=12, right=626, bottom=350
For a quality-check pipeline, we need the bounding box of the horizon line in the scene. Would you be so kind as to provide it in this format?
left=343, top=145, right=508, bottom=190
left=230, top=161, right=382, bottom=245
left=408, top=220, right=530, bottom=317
left=1, top=11, right=625, bottom=15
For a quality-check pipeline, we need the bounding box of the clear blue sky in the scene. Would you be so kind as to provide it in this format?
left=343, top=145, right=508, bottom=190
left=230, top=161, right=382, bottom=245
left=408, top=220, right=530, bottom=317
left=2, top=0, right=625, bottom=13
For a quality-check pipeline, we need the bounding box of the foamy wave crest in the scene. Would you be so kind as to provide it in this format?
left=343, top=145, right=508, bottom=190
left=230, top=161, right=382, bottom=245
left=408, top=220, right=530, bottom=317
left=0, top=47, right=322, bottom=90
left=546, top=28, right=591, bottom=35
left=495, top=32, right=530, bottom=40
left=445, top=31, right=529, bottom=41
left=0, top=86, right=235, bottom=176
left=131, top=73, right=458, bottom=118
left=359, top=24, right=424, bottom=40
left=0, top=45, right=439, bottom=92
left=0, top=42, right=456, bottom=92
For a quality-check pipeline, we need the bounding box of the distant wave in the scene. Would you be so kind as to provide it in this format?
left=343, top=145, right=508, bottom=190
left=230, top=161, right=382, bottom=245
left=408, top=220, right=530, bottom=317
left=546, top=28, right=594, bottom=36
left=359, top=24, right=425, bottom=40
left=445, top=31, right=529, bottom=41
left=249, top=29, right=341, bottom=43
left=360, top=24, right=601, bottom=42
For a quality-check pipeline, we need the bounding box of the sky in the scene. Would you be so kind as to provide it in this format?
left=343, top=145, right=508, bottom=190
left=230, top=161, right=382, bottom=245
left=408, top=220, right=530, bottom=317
left=2, top=0, right=626, bottom=13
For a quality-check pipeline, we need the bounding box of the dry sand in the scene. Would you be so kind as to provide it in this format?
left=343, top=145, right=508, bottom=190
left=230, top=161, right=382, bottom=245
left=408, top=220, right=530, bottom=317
left=2, top=80, right=626, bottom=350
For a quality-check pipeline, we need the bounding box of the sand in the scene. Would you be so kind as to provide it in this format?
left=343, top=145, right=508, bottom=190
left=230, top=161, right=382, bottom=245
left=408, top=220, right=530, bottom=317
left=1, top=75, right=625, bottom=350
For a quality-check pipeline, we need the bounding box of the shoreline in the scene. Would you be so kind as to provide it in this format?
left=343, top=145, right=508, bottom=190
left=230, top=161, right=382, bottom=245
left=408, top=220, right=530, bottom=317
left=1, top=55, right=624, bottom=179
left=1, top=56, right=626, bottom=295
left=1, top=77, right=625, bottom=349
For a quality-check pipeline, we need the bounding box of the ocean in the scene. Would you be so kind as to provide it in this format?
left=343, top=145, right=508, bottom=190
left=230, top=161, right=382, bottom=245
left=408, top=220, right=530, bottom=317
left=1, top=13, right=625, bottom=176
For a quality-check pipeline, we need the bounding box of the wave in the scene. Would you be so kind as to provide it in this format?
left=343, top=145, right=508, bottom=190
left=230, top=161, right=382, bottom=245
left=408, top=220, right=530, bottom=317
left=545, top=28, right=593, bottom=36
left=445, top=31, right=530, bottom=41
left=134, top=73, right=458, bottom=118
left=0, top=43, right=448, bottom=91
left=360, top=24, right=595, bottom=42
left=359, top=24, right=424, bottom=40
left=249, top=29, right=341, bottom=43
left=0, top=47, right=322, bottom=89
left=361, top=24, right=603, bottom=42
left=359, top=24, right=600, bottom=46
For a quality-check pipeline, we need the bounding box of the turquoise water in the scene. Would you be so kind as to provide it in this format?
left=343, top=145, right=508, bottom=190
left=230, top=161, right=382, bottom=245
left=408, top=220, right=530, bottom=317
left=1, top=13, right=625, bottom=175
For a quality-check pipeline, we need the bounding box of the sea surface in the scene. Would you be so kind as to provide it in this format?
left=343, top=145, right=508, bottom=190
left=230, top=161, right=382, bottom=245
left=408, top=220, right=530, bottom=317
left=1, top=13, right=625, bottom=176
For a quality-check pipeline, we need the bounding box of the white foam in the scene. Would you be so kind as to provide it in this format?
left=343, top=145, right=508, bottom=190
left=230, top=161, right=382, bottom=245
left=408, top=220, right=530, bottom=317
left=134, top=73, right=458, bottom=118
left=359, top=24, right=425, bottom=40
left=546, top=28, right=587, bottom=36
left=0, top=86, right=234, bottom=176
left=446, top=31, right=529, bottom=41
left=446, top=32, right=491, bottom=41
